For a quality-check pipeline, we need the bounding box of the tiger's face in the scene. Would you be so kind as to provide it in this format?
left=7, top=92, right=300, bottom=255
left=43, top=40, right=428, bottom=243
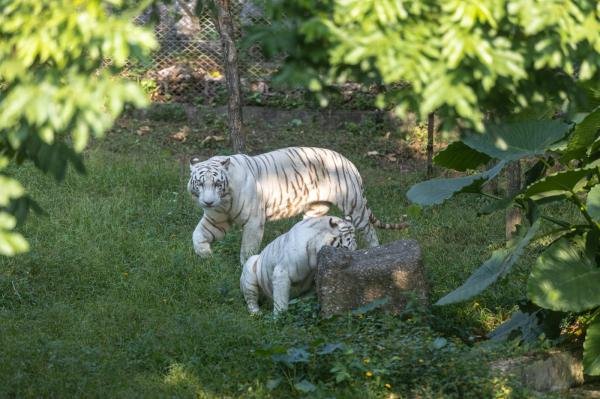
left=328, top=217, right=357, bottom=251
left=188, top=156, right=231, bottom=209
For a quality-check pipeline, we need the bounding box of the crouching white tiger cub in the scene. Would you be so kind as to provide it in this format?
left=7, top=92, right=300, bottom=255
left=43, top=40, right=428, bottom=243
left=188, top=146, right=407, bottom=265
left=240, top=216, right=357, bottom=314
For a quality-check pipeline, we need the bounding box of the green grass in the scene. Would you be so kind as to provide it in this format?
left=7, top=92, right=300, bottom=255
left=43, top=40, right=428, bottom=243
left=0, top=112, right=558, bottom=398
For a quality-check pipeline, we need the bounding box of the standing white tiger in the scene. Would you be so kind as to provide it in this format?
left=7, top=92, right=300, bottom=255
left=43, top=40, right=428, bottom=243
left=240, top=216, right=357, bottom=315
left=187, top=146, right=406, bottom=264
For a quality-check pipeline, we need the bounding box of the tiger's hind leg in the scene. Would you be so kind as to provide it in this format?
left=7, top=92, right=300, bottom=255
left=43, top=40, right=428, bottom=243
left=272, top=264, right=291, bottom=315
left=360, top=223, right=380, bottom=247
left=303, top=201, right=331, bottom=219
left=346, top=202, right=380, bottom=248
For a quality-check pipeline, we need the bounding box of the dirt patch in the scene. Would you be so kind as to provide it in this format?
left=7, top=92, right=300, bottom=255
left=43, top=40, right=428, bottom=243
left=123, top=104, right=449, bottom=173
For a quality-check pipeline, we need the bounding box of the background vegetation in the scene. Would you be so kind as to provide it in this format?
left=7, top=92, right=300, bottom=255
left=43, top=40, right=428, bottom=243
left=2, top=0, right=600, bottom=396
left=1, top=111, right=550, bottom=397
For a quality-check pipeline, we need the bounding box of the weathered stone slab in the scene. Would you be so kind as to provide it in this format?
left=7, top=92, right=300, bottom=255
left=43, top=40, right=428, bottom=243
left=490, top=350, right=584, bottom=392
left=316, top=239, right=428, bottom=317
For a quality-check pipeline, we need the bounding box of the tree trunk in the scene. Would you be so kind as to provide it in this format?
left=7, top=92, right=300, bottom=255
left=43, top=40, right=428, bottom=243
left=426, top=112, right=435, bottom=178
left=215, top=0, right=245, bottom=153
left=486, top=160, right=500, bottom=195
left=505, top=161, right=522, bottom=239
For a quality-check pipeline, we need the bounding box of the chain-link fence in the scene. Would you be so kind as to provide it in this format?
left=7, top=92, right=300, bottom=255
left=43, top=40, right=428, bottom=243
left=128, top=1, right=274, bottom=103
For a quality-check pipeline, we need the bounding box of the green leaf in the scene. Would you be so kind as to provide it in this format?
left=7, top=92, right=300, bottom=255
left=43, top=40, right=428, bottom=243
left=407, top=161, right=506, bottom=206
left=433, top=141, right=491, bottom=171
left=528, top=237, right=600, bottom=312
left=462, top=120, right=572, bottom=161
left=488, top=304, right=562, bottom=343
left=588, top=184, right=600, bottom=222
left=488, top=311, right=542, bottom=343
left=294, top=380, right=317, bottom=393
left=316, top=342, right=344, bottom=355
left=272, top=347, right=310, bottom=366
left=0, top=175, right=25, bottom=206
left=478, top=197, right=514, bottom=216
left=523, top=159, right=549, bottom=187
left=0, top=211, right=29, bottom=256
left=266, top=378, right=281, bottom=390
left=436, top=219, right=541, bottom=305
left=432, top=337, right=447, bottom=349
left=524, top=168, right=592, bottom=200
left=584, top=318, right=600, bottom=376
left=351, top=297, right=390, bottom=315
left=562, top=107, right=600, bottom=162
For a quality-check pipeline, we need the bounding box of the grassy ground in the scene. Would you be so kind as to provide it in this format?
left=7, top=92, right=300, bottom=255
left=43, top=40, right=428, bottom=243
left=0, top=107, right=562, bottom=398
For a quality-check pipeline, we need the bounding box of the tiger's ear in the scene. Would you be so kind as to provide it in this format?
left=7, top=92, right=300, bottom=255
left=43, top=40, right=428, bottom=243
left=220, top=157, right=231, bottom=170
left=329, top=217, right=339, bottom=229
left=190, top=156, right=202, bottom=168
left=344, top=215, right=353, bottom=223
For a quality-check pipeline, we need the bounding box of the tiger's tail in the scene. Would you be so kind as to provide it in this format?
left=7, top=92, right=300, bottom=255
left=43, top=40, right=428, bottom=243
left=369, top=214, right=409, bottom=230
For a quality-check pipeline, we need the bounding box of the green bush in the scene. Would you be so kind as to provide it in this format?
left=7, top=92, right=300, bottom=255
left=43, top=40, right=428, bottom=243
left=407, top=107, right=600, bottom=375
left=0, top=0, right=156, bottom=255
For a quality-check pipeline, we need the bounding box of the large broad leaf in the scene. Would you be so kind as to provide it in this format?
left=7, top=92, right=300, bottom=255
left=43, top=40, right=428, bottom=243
left=524, top=168, right=592, bottom=200
left=588, top=184, right=600, bottom=222
left=562, top=107, right=600, bottom=162
left=488, top=311, right=543, bottom=343
left=294, top=380, right=317, bottom=393
left=462, top=120, right=572, bottom=161
left=524, top=159, right=549, bottom=187
left=478, top=196, right=514, bottom=216
left=407, top=161, right=506, bottom=206
left=436, top=219, right=541, bottom=305
left=433, top=141, right=491, bottom=171
left=488, top=302, right=563, bottom=343
left=584, top=318, right=600, bottom=376
left=528, top=237, right=600, bottom=312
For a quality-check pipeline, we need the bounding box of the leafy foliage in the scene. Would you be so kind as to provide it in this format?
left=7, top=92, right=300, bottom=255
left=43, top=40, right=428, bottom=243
left=407, top=110, right=600, bottom=375
left=255, top=299, right=512, bottom=397
left=487, top=306, right=562, bottom=345
left=0, top=0, right=156, bottom=255
left=460, top=120, right=571, bottom=161
left=435, top=220, right=541, bottom=306
left=433, top=141, right=490, bottom=172
left=250, top=0, right=600, bottom=130
left=528, top=237, right=600, bottom=313
left=585, top=319, right=600, bottom=376
left=406, top=161, right=505, bottom=206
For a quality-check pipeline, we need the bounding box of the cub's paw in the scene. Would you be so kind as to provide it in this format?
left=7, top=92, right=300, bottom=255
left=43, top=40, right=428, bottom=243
left=193, top=242, right=212, bottom=258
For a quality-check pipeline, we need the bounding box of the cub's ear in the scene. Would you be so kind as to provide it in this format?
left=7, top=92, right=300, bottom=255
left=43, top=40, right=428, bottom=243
left=329, top=217, right=339, bottom=229
left=190, top=156, right=202, bottom=167
left=220, top=157, right=231, bottom=170
left=344, top=215, right=353, bottom=223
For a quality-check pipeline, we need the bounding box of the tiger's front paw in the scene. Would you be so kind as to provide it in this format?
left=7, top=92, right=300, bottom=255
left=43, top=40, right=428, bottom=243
left=193, top=241, right=212, bottom=258
left=248, top=307, right=262, bottom=316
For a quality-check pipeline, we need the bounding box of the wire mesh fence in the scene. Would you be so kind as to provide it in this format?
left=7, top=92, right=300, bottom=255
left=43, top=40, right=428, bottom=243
left=128, top=1, right=274, bottom=103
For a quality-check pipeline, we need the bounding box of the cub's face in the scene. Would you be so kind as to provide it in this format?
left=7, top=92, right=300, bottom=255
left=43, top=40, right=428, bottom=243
left=328, top=217, right=357, bottom=251
left=188, top=156, right=231, bottom=209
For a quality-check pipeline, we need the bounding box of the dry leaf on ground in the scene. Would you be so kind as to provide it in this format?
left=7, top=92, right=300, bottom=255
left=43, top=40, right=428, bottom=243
left=200, top=135, right=226, bottom=146
left=170, top=126, right=190, bottom=142
left=136, top=126, right=151, bottom=136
